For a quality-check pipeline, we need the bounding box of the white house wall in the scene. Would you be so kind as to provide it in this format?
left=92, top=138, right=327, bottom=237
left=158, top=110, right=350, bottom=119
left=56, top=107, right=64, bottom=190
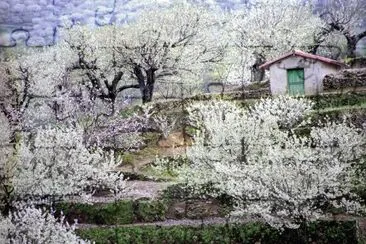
left=269, top=56, right=339, bottom=95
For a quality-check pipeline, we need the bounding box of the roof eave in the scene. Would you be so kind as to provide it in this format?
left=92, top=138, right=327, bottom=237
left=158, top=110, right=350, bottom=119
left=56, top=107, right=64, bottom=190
left=259, top=50, right=347, bottom=70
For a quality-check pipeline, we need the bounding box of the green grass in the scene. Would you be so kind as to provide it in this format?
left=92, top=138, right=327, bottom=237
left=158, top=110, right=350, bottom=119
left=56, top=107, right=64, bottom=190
left=56, top=200, right=168, bottom=225
left=143, top=132, right=161, bottom=147
left=310, top=92, right=366, bottom=110
left=119, top=105, right=142, bottom=119
left=56, top=201, right=134, bottom=225
left=139, top=164, right=178, bottom=181
left=77, top=221, right=358, bottom=244
left=314, top=102, right=366, bottom=113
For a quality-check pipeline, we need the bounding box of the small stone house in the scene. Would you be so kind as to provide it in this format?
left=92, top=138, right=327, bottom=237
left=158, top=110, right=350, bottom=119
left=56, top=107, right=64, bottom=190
left=259, top=50, right=346, bottom=95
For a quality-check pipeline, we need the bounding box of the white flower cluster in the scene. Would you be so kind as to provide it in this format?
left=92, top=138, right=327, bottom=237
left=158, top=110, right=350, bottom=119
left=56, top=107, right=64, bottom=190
left=0, top=113, right=11, bottom=146
left=13, top=125, right=126, bottom=201
left=152, top=155, right=188, bottom=177
left=250, top=96, right=314, bottom=128
left=119, top=2, right=226, bottom=75
left=0, top=44, right=128, bottom=244
left=224, top=0, right=324, bottom=83
left=0, top=206, right=89, bottom=244
left=152, top=114, right=177, bottom=139
left=181, top=96, right=365, bottom=229
left=58, top=2, right=228, bottom=100
left=16, top=46, right=72, bottom=97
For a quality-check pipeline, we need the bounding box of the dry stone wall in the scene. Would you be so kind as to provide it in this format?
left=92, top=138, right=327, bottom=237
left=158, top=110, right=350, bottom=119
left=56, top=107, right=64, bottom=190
left=323, top=68, right=366, bottom=90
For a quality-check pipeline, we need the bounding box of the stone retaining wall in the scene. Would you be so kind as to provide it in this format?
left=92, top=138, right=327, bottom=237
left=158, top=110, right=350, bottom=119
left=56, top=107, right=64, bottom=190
left=323, top=68, right=366, bottom=90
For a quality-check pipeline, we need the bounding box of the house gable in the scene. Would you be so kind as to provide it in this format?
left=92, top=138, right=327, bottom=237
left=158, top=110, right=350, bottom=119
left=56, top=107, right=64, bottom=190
left=259, top=50, right=346, bottom=70
left=267, top=54, right=341, bottom=95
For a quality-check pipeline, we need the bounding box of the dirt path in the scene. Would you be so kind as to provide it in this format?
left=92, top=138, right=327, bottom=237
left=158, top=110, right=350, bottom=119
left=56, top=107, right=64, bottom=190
left=67, top=181, right=174, bottom=203
left=76, top=216, right=260, bottom=229
left=123, top=180, right=174, bottom=200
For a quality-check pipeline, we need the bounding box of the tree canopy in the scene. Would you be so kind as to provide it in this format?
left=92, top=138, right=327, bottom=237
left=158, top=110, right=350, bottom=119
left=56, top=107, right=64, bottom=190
left=177, top=97, right=365, bottom=229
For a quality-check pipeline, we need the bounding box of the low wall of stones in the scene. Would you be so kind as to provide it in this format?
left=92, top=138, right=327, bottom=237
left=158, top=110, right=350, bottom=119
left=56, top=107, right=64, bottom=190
left=323, top=68, right=366, bottom=90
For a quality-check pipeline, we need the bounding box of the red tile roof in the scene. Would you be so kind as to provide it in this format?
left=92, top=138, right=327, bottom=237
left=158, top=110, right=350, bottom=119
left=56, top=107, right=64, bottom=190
left=259, top=50, right=346, bottom=70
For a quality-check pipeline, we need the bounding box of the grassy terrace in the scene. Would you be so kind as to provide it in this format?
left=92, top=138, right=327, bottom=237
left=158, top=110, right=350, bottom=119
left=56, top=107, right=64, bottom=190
left=116, top=91, right=366, bottom=177
left=76, top=221, right=358, bottom=244
left=57, top=90, right=366, bottom=243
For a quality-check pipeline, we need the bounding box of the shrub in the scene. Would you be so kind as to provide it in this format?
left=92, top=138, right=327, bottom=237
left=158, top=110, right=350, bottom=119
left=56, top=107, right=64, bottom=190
left=56, top=201, right=134, bottom=225
left=76, top=221, right=357, bottom=244
left=134, top=200, right=168, bottom=222
left=56, top=200, right=169, bottom=225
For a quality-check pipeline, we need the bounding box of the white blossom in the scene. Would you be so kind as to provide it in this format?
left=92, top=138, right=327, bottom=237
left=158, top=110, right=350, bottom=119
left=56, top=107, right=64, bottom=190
left=180, top=96, right=365, bottom=229
left=225, top=0, right=324, bottom=83
left=13, top=126, right=126, bottom=201
left=250, top=96, right=314, bottom=128
left=0, top=206, right=89, bottom=244
left=152, top=114, right=177, bottom=139
left=316, top=0, right=366, bottom=59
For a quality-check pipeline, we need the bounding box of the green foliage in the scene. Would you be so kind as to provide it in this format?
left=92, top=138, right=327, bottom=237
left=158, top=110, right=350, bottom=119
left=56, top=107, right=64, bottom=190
left=281, top=221, right=357, bottom=244
left=76, top=227, right=112, bottom=244
left=160, top=183, right=188, bottom=200
left=119, top=105, right=142, bottom=119
left=134, top=200, right=168, bottom=222
left=311, top=107, right=366, bottom=128
left=161, top=183, right=234, bottom=219
left=56, top=200, right=170, bottom=225
left=142, top=132, right=161, bottom=147
left=185, top=126, right=198, bottom=137
left=76, top=221, right=357, bottom=244
left=56, top=201, right=134, bottom=225
left=121, top=153, right=135, bottom=165
left=54, top=185, right=232, bottom=223
left=152, top=155, right=190, bottom=177
left=311, top=93, right=366, bottom=110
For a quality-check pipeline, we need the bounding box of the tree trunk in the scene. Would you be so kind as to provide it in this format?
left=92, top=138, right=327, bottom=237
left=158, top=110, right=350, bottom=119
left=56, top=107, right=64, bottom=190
left=143, top=68, right=156, bottom=103
left=133, top=65, right=156, bottom=104
left=344, top=30, right=366, bottom=67
left=345, top=35, right=358, bottom=66
left=251, top=53, right=265, bottom=82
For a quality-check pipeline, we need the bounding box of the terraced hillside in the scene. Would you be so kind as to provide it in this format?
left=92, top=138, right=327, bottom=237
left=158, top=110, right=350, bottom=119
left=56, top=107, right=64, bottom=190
left=48, top=90, right=366, bottom=243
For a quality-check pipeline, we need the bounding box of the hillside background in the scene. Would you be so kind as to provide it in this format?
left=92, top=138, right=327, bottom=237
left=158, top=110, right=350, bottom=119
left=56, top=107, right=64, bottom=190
left=0, top=0, right=365, bottom=54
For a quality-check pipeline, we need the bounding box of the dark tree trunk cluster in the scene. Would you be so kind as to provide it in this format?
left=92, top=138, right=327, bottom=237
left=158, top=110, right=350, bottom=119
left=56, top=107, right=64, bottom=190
left=134, top=65, right=157, bottom=104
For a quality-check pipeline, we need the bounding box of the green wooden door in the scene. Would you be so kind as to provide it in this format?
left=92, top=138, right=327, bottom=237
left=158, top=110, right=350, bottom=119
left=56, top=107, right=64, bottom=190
left=287, top=68, right=305, bottom=95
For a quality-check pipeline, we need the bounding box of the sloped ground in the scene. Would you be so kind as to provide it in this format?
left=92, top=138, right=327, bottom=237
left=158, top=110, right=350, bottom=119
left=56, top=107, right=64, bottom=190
left=117, top=140, right=187, bottom=174
left=77, top=216, right=259, bottom=229
left=123, top=180, right=174, bottom=200
left=66, top=92, right=366, bottom=242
